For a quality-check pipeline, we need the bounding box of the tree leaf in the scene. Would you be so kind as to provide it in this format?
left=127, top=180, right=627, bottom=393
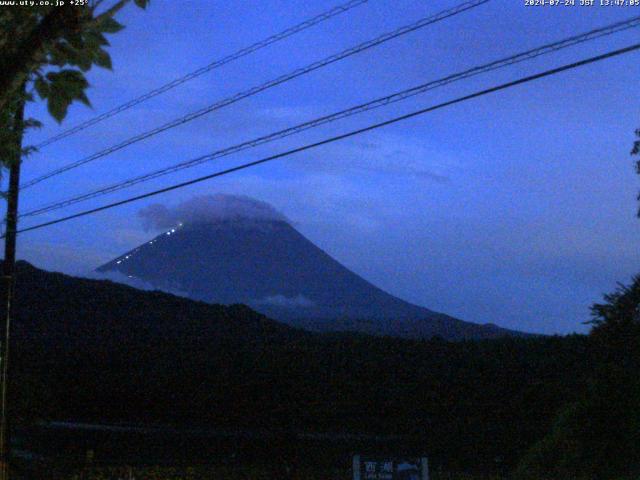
left=47, top=95, right=68, bottom=123
left=99, top=17, right=124, bottom=34
left=44, top=69, right=91, bottom=122
left=34, top=77, right=50, bottom=99
left=23, top=118, right=43, bottom=129
left=75, top=51, right=94, bottom=71
left=85, top=30, right=109, bottom=49
left=77, top=91, right=91, bottom=107
left=94, top=49, right=112, bottom=70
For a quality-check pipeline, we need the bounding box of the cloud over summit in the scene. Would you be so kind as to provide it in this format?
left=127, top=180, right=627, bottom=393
left=138, top=194, right=287, bottom=231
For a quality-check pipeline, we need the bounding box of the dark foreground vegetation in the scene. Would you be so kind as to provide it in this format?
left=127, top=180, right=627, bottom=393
left=3, top=262, right=639, bottom=479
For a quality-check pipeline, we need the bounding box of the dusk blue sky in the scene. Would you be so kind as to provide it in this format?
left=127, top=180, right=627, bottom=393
left=14, top=0, right=640, bottom=334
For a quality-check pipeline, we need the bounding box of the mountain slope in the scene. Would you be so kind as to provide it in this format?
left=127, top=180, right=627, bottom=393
left=10, top=260, right=302, bottom=350
left=0, top=261, right=584, bottom=474
left=97, top=219, right=525, bottom=340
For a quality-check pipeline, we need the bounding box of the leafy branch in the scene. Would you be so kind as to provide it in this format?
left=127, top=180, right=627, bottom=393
left=0, top=0, right=150, bottom=171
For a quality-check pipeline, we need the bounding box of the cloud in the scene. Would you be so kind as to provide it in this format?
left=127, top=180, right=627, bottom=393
left=284, top=132, right=460, bottom=182
left=137, top=193, right=288, bottom=231
left=90, top=270, right=191, bottom=298
left=255, top=294, right=315, bottom=309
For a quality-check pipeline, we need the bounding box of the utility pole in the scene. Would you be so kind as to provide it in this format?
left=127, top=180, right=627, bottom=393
left=0, top=87, right=26, bottom=480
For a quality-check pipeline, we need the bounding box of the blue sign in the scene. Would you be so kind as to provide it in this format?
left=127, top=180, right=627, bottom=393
left=354, top=456, right=428, bottom=480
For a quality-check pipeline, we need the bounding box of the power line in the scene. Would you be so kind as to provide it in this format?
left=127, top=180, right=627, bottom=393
left=20, top=15, right=640, bottom=219
left=21, top=0, right=490, bottom=189
left=11, top=42, right=640, bottom=238
left=34, top=0, right=370, bottom=149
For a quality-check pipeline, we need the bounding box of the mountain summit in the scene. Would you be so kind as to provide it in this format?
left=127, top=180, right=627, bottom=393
left=97, top=195, right=524, bottom=340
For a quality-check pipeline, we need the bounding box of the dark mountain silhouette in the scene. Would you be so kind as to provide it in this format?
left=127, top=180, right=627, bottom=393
left=96, top=218, right=525, bottom=340
left=0, top=261, right=591, bottom=476
left=10, top=260, right=302, bottom=350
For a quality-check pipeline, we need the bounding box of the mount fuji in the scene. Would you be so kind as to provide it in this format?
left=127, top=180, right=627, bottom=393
left=96, top=195, right=525, bottom=340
